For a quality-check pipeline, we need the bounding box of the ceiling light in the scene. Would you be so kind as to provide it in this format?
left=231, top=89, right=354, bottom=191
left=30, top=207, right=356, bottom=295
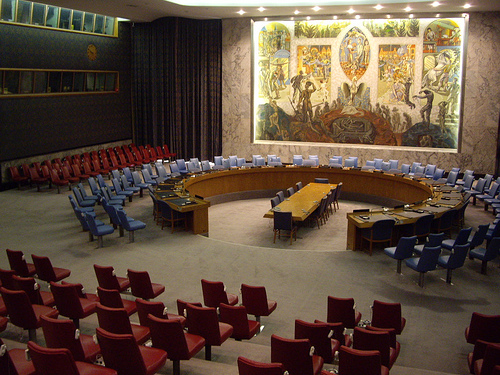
left=291, top=17, right=294, bottom=20
left=386, top=14, right=391, bottom=18
left=409, top=13, right=414, bottom=18
left=294, top=10, right=300, bottom=14
left=258, top=7, right=265, bottom=12
left=333, top=15, right=338, bottom=20
left=306, top=16, right=311, bottom=20
left=355, top=15, right=361, bottom=19
left=436, top=13, right=440, bottom=17
left=347, top=8, right=355, bottom=14
left=237, top=9, right=246, bottom=15
left=463, top=3, right=471, bottom=8
left=264, top=17, right=268, bottom=21
left=431, top=1, right=440, bottom=6
left=312, top=6, right=321, bottom=12
left=404, top=6, right=412, bottom=12
left=374, top=4, right=383, bottom=10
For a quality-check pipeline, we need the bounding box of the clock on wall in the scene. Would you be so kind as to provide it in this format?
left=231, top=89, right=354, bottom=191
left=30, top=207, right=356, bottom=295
left=87, top=44, right=97, bottom=61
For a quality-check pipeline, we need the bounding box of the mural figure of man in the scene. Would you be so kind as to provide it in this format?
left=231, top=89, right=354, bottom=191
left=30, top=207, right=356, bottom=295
left=404, top=77, right=416, bottom=109
left=413, top=89, right=434, bottom=127
left=291, top=70, right=305, bottom=102
left=299, top=81, right=316, bottom=123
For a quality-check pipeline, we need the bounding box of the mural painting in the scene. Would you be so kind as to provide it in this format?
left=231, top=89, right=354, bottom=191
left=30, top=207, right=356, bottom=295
left=253, top=17, right=465, bottom=149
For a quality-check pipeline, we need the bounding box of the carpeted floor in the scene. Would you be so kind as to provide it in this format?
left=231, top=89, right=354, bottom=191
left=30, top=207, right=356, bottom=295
left=0, top=183, right=499, bottom=375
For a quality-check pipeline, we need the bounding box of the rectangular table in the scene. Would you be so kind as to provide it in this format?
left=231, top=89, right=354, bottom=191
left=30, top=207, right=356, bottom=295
left=263, top=182, right=336, bottom=221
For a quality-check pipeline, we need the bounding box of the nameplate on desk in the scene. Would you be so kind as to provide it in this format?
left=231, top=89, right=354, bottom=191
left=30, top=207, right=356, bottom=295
left=169, top=198, right=197, bottom=206
left=158, top=192, right=177, bottom=198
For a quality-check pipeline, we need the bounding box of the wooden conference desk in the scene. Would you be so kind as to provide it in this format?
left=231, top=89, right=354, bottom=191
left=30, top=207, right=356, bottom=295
left=263, top=182, right=336, bottom=221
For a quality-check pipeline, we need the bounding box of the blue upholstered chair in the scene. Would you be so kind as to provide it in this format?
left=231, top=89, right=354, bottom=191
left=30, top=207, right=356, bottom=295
left=410, top=162, right=421, bottom=174
left=388, top=160, right=399, bottom=170
left=88, top=177, right=102, bottom=197
left=441, top=227, right=472, bottom=251
left=97, top=174, right=115, bottom=192
left=270, top=196, right=280, bottom=208
left=273, top=211, right=297, bottom=245
left=461, top=175, right=475, bottom=192
left=373, top=158, right=383, bottom=170
left=308, top=155, right=320, bottom=166
left=85, top=213, right=114, bottom=248
left=121, top=175, right=141, bottom=197
left=122, top=167, right=134, bottom=184
left=72, top=186, right=96, bottom=208
left=469, top=237, right=500, bottom=275
left=424, top=164, right=436, bottom=178
left=175, top=159, right=188, bottom=174
left=276, top=191, right=285, bottom=203
left=384, top=236, right=417, bottom=274
left=255, top=157, right=266, bottom=166
left=228, top=155, right=238, bottom=168
left=131, top=171, right=150, bottom=191
left=252, top=155, right=262, bottom=165
left=361, top=219, right=395, bottom=256
left=77, top=183, right=98, bottom=202
left=156, top=165, right=171, bottom=183
left=346, top=157, right=358, bottom=167
left=214, top=156, right=223, bottom=166
left=478, top=182, right=500, bottom=211
left=437, top=242, right=470, bottom=284
left=456, top=170, right=474, bottom=186
left=117, top=210, right=146, bottom=243
left=485, top=220, right=500, bottom=245
left=142, top=163, right=158, bottom=179
left=186, top=161, right=202, bottom=173
left=468, top=224, right=490, bottom=251
left=201, top=160, right=211, bottom=171
left=292, top=155, right=303, bottom=166
left=141, top=168, right=158, bottom=186
left=469, top=178, right=487, bottom=205
left=401, top=164, right=410, bottom=174
left=112, top=178, right=134, bottom=202
left=405, top=245, right=442, bottom=287
left=433, top=168, right=445, bottom=180
left=344, top=158, right=356, bottom=168
left=168, top=162, right=182, bottom=176
left=414, top=232, right=444, bottom=255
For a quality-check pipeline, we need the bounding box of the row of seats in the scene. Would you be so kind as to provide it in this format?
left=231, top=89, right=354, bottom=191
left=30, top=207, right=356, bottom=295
left=465, top=312, right=500, bottom=375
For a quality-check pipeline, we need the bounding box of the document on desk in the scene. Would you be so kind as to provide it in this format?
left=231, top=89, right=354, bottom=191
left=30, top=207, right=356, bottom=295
left=157, top=192, right=178, bottom=199
left=169, top=198, right=198, bottom=206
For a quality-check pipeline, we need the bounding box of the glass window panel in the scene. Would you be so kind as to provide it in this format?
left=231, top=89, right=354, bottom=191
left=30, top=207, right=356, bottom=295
left=34, top=71, right=48, bottom=93
left=96, top=73, right=105, bottom=91
left=20, top=71, right=33, bottom=94
left=72, top=10, right=83, bottom=31
left=105, top=73, right=116, bottom=91
left=16, top=1, right=32, bottom=24
left=48, top=72, right=61, bottom=93
left=31, top=3, right=45, bottom=25
left=85, top=73, right=95, bottom=91
left=59, top=8, right=71, bottom=29
left=5, top=71, right=19, bottom=94
left=104, top=17, right=114, bottom=35
left=1, top=0, right=16, bottom=21
left=83, top=12, right=94, bottom=32
left=74, top=72, right=84, bottom=92
left=62, top=72, right=73, bottom=92
left=94, top=14, right=104, bottom=33
left=46, top=6, right=58, bottom=27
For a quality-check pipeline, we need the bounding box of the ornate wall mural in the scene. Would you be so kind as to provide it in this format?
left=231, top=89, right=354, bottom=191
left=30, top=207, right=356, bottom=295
left=252, top=17, right=466, bottom=150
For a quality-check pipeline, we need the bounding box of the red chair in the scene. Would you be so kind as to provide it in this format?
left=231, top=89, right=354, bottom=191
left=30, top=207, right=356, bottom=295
left=295, top=319, right=341, bottom=364
left=0, top=337, right=35, bottom=375
left=12, top=275, right=55, bottom=307
left=185, top=303, right=233, bottom=360
left=201, top=278, right=238, bottom=308
left=314, top=320, right=353, bottom=348
left=6, top=249, right=36, bottom=277
left=148, top=314, right=206, bottom=375
left=96, top=327, right=167, bottom=375
left=327, top=296, right=362, bottom=329
left=49, top=168, right=70, bottom=193
left=0, top=296, right=6, bottom=316
left=465, top=312, right=500, bottom=344
left=241, top=283, right=277, bottom=323
left=9, top=166, right=29, bottom=189
left=469, top=339, right=491, bottom=374
left=49, top=282, right=96, bottom=329
left=95, top=303, right=150, bottom=345
left=118, top=153, right=135, bottom=169
left=474, top=342, right=500, bottom=375
left=219, top=303, right=260, bottom=340
left=61, top=166, right=79, bottom=185
left=93, top=264, right=130, bottom=293
left=338, top=345, right=389, bottom=375
left=176, top=299, right=202, bottom=328
left=28, top=166, right=49, bottom=191
left=82, top=161, right=100, bottom=177
left=27, top=340, right=117, bottom=375
left=270, top=334, right=324, bottom=375
left=163, top=144, right=177, bottom=159
left=364, top=325, right=400, bottom=359
left=353, top=326, right=398, bottom=369
left=92, top=159, right=110, bottom=176
left=0, top=268, right=17, bottom=290
left=237, top=356, right=286, bottom=375
left=0, top=316, right=7, bottom=331
left=135, top=298, right=186, bottom=328
left=97, top=287, right=137, bottom=316
left=31, top=254, right=71, bottom=283
left=0, top=286, right=59, bottom=341
left=71, top=164, right=90, bottom=181
left=371, top=300, right=406, bottom=335
left=40, top=315, right=101, bottom=363
left=127, top=269, right=165, bottom=300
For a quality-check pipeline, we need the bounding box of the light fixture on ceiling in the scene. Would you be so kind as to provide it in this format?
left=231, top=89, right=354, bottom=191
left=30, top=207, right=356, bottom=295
left=312, top=6, right=321, bottom=12
left=355, top=14, right=361, bottom=19
left=237, top=9, right=246, bottom=15
left=386, top=14, right=391, bottom=18
left=333, top=15, right=338, bottom=20
left=294, top=10, right=300, bottom=15
left=404, top=6, right=412, bottom=12
left=347, top=8, right=355, bottom=14
left=409, top=13, right=414, bottom=18
left=264, top=17, right=268, bottom=21
left=463, top=3, right=471, bottom=8
left=306, top=16, right=311, bottom=20
left=435, top=13, right=440, bottom=17
left=431, top=1, right=440, bottom=6
left=258, top=7, right=265, bottom=12
left=374, top=4, right=383, bottom=10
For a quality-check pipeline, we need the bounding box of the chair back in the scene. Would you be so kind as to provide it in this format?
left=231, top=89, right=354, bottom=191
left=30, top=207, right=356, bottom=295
left=237, top=356, right=285, bottom=375
left=292, top=155, right=303, bottom=166
left=96, top=303, right=134, bottom=336
left=463, top=174, right=475, bottom=190
left=370, top=219, right=395, bottom=240
left=371, top=300, right=405, bottom=334
left=434, top=209, right=456, bottom=233
left=481, top=343, right=500, bottom=375
left=327, top=296, right=357, bottom=329
left=466, top=312, right=500, bottom=344
left=454, top=227, right=473, bottom=246
left=94, top=264, right=122, bottom=291
left=6, top=249, right=33, bottom=277
left=482, top=237, right=500, bottom=261
left=27, top=340, right=79, bottom=375
left=273, top=211, right=293, bottom=232
left=473, top=178, right=487, bottom=193
left=85, top=213, right=102, bottom=235
left=270, top=334, right=317, bottom=375
left=186, top=303, right=227, bottom=346
left=271, top=196, right=280, bottom=208
left=446, top=243, right=470, bottom=269
left=353, top=327, right=392, bottom=368
left=117, top=210, right=133, bottom=231
left=470, top=224, right=490, bottom=250
left=286, top=187, right=295, bottom=197
left=414, top=215, right=434, bottom=237
left=338, top=345, right=384, bottom=375
left=40, top=315, right=87, bottom=362
left=31, top=255, right=57, bottom=282
left=95, top=327, right=147, bottom=375
left=241, top=284, right=271, bottom=317
left=393, top=236, right=417, bottom=260
left=12, top=275, right=45, bottom=305
left=0, top=287, right=38, bottom=329
left=0, top=268, right=16, bottom=290
left=128, top=269, right=159, bottom=300
left=296, top=181, right=303, bottom=191
left=135, top=298, right=166, bottom=327
left=97, top=287, right=125, bottom=309
left=276, top=191, right=285, bottom=202
left=50, top=282, right=85, bottom=318
left=148, top=314, right=192, bottom=360
left=295, top=319, right=335, bottom=363
left=201, top=279, right=230, bottom=307
left=219, top=303, right=255, bottom=339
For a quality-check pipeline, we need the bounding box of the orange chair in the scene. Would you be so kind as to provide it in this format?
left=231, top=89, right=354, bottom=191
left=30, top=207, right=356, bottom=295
left=201, top=278, right=238, bottom=308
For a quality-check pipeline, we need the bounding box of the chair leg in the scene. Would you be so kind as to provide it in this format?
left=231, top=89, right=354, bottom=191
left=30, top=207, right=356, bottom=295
left=396, top=260, right=402, bottom=274
left=129, top=231, right=135, bottom=243
left=119, top=226, right=124, bottom=237
left=88, top=232, right=93, bottom=242
left=72, top=318, right=80, bottom=329
left=418, top=272, right=425, bottom=287
left=273, top=229, right=277, bottom=243
left=446, top=269, right=453, bottom=284
left=205, top=344, right=212, bottom=361
left=28, top=328, right=37, bottom=342
left=173, top=360, right=180, bottom=375
left=481, top=261, right=488, bottom=275
left=97, top=236, right=103, bottom=248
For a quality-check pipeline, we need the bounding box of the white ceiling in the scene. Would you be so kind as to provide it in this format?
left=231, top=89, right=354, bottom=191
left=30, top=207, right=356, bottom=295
left=36, top=0, right=500, bottom=22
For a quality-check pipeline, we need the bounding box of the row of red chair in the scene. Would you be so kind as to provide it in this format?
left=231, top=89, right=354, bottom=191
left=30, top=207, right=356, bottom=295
left=465, top=312, right=500, bottom=374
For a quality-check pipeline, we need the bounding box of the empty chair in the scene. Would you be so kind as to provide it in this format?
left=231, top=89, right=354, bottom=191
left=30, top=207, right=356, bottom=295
left=0, top=286, right=59, bottom=341
left=27, top=340, right=117, bottom=375
left=474, top=342, right=500, bottom=375
left=135, top=298, right=186, bottom=328
left=412, top=214, right=435, bottom=242
left=437, top=242, right=470, bottom=284
left=361, top=219, right=395, bottom=256
left=148, top=314, right=205, bottom=375
left=465, top=312, right=500, bottom=344
left=6, top=249, right=36, bottom=277
left=237, top=356, right=285, bottom=375
left=270, top=196, right=280, bottom=208
left=431, top=209, right=457, bottom=236
left=338, top=345, right=389, bottom=375
left=371, top=300, right=406, bottom=335
left=286, top=187, right=295, bottom=197
left=405, top=245, right=442, bottom=287
left=72, top=186, right=96, bottom=208
left=346, top=157, right=358, bottom=168
left=327, top=296, right=362, bottom=329
left=95, top=327, right=167, bottom=375
left=96, top=303, right=150, bottom=345
left=93, top=264, right=130, bottom=293
left=0, top=337, right=35, bottom=375
left=413, top=232, right=445, bottom=255
left=384, top=236, right=418, bottom=274
left=273, top=211, right=297, bottom=245
left=116, top=210, right=146, bottom=243
left=28, top=166, right=50, bottom=191
left=241, top=283, right=277, bottom=323
left=276, top=190, right=285, bottom=203
left=141, top=168, right=158, bottom=186
left=131, top=171, right=150, bottom=192
left=302, top=159, right=316, bottom=167
left=49, top=168, right=70, bottom=193
left=296, top=181, right=303, bottom=191
left=185, top=303, right=233, bottom=360
left=441, top=227, right=472, bottom=251
left=270, top=334, right=324, bottom=375
left=9, top=165, right=30, bottom=189
left=112, top=178, right=134, bottom=202
left=127, top=269, right=165, bottom=300
left=219, top=303, right=260, bottom=340
left=294, top=319, right=341, bottom=364
left=433, top=168, right=445, bottom=180
left=40, top=315, right=101, bottom=363
left=49, top=282, right=97, bottom=329
left=292, top=155, right=303, bottom=166
left=314, top=178, right=329, bottom=183
left=12, top=275, right=55, bottom=307
left=85, top=213, right=115, bottom=248
left=157, top=200, right=187, bottom=233
left=469, top=237, right=500, bottom=275
left=201, top=278, right=238, bottom=308
left=470, top=178, right=487, bottom=205
left=0, top=267, right=17, bottom=290
left=469, top=224, right=490, bottom=251
left=353, top=326, right=398, bottom=369
left=97, top=287, right=137, bottom=316
left=156, top=165, right=171, bottom=182
left=31, top=254, right=71, bottom=283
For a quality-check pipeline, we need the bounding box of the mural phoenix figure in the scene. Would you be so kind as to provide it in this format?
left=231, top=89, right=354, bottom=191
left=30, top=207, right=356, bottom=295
left=340, top=77, right=367, bottom=115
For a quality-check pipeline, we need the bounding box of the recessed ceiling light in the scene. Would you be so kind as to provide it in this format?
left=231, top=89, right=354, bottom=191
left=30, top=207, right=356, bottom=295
left=347, top=8, right=355, bottom=14
left=294, top=10, right=300, bottom=14
left=264, top=17, right=268, bottom=21
left=291, top=17, right=294, bottom=20
left=374, top=4, right=383, bottom=10
left=436, top=13, right=440, bottom=17
left=431, top=1, right=440, bottom=7
left=258, top=7, right=265, bottom=12
left=386, top=14, right=391, bottom=18
left=333, top=15, right=338, bottom=20
left=306, top=16, right=311, bottom=20
left=312, top=6, right=321, bottom=12
left=355, top=15, right=361, bottom=19
left=237, top=9, right=246, bottom=15
left=463, top=3, right=471, bottom=8
left=409, top=13, right=414, bottom=18
left=404, top=6, right=412, bottom=12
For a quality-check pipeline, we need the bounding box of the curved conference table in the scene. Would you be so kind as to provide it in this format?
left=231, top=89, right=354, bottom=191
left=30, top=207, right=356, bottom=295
left=164, top=166, right=464, bottom=250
